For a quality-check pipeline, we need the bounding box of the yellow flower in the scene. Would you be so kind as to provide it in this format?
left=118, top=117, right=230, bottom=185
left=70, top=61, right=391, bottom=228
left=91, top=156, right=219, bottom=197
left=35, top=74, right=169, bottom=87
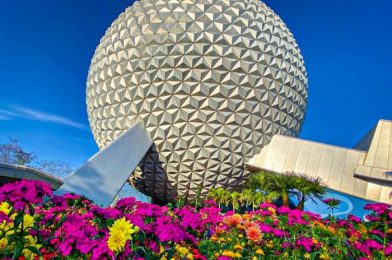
left=256, top=248, right=264, bottom=255
left=304, top=253, right=311, bottom=259
left=267, top=207, right=276, bottom=214
left=0, top=202, right=11, bottom=215
left=266, top=240, right=274, bottom=249
left=312, top=238, right=318, bottom=244
left=0, top=237, right=8, bottom=249
left=186, top=253, right=194, bottom=260
left=21, top=214, right=34, bottom=228
left=234, top=252, right=242, bottom=258
left=320, top=254, right=330, bottom=260
left=107, top=231, right=127, bottom=253
left=109, top=217, right=139, bottom=238
left=22, top=235, right=41, bottom=258
left=234, top=244, right=243, bottom=250
left=176, top=246, right=189, bottom=257
left=222, top=250, right=235, bottom=258
left=107, top=217, right=138, bottom=253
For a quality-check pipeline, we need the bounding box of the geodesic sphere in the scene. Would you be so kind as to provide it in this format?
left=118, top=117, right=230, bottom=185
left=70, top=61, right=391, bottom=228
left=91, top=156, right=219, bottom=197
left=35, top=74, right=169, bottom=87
left=86, top=0, right=308, bottom=202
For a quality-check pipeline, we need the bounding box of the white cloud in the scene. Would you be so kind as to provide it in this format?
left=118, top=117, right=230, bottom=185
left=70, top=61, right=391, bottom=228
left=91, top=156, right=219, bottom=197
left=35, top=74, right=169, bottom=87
left=0, top=114, right=10, bottom=120
left=0, top=106, right=86, bottom=129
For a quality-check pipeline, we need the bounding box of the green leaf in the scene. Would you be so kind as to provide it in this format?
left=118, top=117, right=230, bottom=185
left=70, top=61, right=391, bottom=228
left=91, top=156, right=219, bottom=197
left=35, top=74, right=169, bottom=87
left=12, top=241, right=24, bottom=259
left=26, top=246, right=42, bottom=256
left=14, top=213, right=24, bottom=228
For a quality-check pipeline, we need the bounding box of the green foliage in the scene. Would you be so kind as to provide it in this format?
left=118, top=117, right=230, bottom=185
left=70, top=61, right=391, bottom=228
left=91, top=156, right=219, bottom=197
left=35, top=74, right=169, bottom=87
left=245, top=171, right=327, bottom=210
left=207, top=186, right=279, bottom=213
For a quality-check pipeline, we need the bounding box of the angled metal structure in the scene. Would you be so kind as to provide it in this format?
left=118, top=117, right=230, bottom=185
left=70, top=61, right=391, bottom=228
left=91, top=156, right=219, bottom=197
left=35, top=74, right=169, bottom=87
left=0, top=163, right=63, bottom=190
left=247, top=119, right=392, bottom=203
left=56, top=122, right=152, bottom=207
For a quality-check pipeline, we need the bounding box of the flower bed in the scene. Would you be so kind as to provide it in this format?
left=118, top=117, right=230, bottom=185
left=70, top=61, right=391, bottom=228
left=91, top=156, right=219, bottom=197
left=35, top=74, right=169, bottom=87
left=0, top=180, right=391, bottom=259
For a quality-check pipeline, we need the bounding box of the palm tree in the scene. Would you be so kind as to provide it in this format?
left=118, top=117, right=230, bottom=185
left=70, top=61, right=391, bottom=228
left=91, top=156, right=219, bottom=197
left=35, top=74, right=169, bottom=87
left=251, top=191, right=265, bottom=210
left=265, top=191, right=280, bottom=203
left=286, top=172, right=327, bottom=210
left=230, top=191, right=241, bottom=212
left=240, top=189, right=253, bottom=209
left=208, top=187, right=227, bottom=209
left=246, top=171, right=296, bottom=207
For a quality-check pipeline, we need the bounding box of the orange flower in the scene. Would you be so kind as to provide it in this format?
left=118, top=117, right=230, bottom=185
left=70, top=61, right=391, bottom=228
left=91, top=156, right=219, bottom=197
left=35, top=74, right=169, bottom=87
left=224, top=214, right=242, bottom=226
left=215, top=226, right=225, bottom=235
left=267, top=207, right=276, bottom=214
left=243, top=214, right=251, bottom=221
left=328, top=227, right=336, bottom=234
left=244, top=221, right=259, bottom=229
left=246, top=226, right=262, bottom=242
left=237, top=224, right=246, bottom=230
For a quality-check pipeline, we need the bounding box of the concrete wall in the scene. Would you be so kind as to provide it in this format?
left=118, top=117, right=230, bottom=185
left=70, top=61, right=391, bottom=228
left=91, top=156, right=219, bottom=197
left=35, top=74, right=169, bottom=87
left=248, top=120, right=392, bottom=203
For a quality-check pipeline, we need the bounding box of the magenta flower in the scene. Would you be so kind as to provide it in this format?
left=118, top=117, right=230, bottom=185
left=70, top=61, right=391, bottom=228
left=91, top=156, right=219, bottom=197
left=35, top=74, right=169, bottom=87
left=116, top=197, right=136, bottom=211
left=365, top=239, right=383, bottom=250
left=0, top=180, right=52, bottom=210
left=364, top=203, right=391, bottom=215
left=296, top=237, right=314, bottom=252
left=277, top=206, right=290, bottom=215
left=348, top=214, right=361, bottom=223
left=217, top=257, right=231, bottom=260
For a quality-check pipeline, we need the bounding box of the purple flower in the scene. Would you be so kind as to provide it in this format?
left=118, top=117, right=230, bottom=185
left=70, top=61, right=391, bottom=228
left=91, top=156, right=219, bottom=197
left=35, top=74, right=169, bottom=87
left=348, top=214, right=361, bottom=223
left=272, top=228, right=287, bottom=238
left=277, top=206, right=291, bottom=215
left=323, top=197, right=341, bottom=208
left=116, top=197, right=136, bottom=211
left=217, top=257, right=231, bottom=260
left=385, top=243, right=392, bottom=256
left=258, top=223, right=272, bottom=233
left=0, top=180, right=52, bottom=210
left=296, top=237, right=315, bottom=252
left=91, top=206, right=122, bottom=220
left=365, top=239, right=383, bottom=250
left=364, top=203, right=391, bottom=215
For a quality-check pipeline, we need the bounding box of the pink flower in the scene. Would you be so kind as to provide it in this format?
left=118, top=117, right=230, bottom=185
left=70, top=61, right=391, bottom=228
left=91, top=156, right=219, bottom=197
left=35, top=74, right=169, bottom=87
left=259, top=202, right=277, bottom=210
left=0, top=180, right=52, bottom=210
left=365, top=239, right=383, bottom=250
left=277, top=206, right=290, bottom=214
left=296, top=237, right=315, bottom=252
left=116, top=197, right=136, bottom=211
left=348, top=214, right=361, bottom=223
left=364, top=203, right=391, bottom=215
left=385, top=243, right=392, bottom=256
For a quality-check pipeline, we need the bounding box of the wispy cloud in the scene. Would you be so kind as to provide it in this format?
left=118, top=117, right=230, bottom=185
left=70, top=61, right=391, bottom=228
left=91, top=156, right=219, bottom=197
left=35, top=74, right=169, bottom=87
left=0, top=106, right=87, bottom=130
left=0, top=114, right=10, bottom=120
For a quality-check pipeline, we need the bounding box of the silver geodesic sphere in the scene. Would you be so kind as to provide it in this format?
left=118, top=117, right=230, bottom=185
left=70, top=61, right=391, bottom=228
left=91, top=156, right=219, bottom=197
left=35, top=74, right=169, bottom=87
left=86, top=0, right=308, bottom=202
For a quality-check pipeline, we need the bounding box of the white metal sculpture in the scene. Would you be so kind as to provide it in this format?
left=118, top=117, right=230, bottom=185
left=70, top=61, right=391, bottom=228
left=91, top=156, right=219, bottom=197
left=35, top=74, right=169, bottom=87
left=56, top=123, right=152, bottom=206
left=86, top=0, right=308, bottom=201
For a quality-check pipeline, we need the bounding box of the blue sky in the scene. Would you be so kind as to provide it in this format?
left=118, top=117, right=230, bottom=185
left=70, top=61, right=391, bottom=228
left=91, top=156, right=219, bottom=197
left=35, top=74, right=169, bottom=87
left=0, top=0, right=391, bottom=167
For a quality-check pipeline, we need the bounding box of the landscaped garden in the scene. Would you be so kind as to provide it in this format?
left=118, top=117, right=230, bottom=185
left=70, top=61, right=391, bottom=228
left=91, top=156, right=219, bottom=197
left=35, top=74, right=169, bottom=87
left=0, top=175, right=391, bottom=259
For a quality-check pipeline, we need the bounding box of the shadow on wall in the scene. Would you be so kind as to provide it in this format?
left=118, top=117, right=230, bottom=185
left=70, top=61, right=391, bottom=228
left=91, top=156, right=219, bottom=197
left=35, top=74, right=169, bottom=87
left=131, top=144, right=177, bottom=205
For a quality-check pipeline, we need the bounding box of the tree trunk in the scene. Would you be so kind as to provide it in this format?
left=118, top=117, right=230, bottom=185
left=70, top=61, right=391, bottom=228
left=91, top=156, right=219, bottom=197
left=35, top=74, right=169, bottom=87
left=297, top=200, right=305, bottom=210
left=282, top=192, right=289, bottom=207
